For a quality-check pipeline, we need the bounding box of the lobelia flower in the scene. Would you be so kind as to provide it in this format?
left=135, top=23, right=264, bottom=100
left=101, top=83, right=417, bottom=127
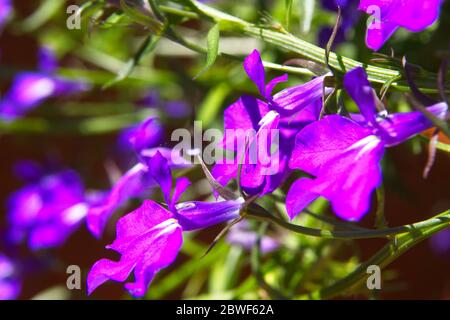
left=0, top=254, right=21, bottom=300
left=318, top=0, right=360, bottom=48
left=287, top=67, right=448, bottom=221
left=87, top=151, right=244, bottom=297
left=226, top=220, right=279, bottom=254
left=87, top=147, right=192, bottom=238
left=0, top=0, right=12, bottom=29
left=117, top=115, right=164, bottom=154
left=430, top=228, right=450, bottom=258
left=359, top=0, right=443, bottom=51
left=212, top=49, right=329, bottom=196
left=0, top=47, right=88, bottom=121
left=7, top=161, right=89, bottom=250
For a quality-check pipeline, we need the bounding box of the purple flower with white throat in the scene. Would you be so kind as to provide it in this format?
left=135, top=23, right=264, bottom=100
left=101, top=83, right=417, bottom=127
left=86, top=147, right=192, bottom=238
left=87, top=151, right=244, bottom=297
left=7, top=162, right=88, bottom=250
left=0, top=47, right=88, bottom=121
left=212, top=50, right=328, bottom=196
left=286, top=67, right=448, bottom=221
left=359, top=0, right=443, bottom=51
left=0, top=254, right=21, bottom=300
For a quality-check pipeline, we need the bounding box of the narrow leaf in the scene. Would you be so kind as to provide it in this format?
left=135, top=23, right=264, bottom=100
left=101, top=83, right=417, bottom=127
left=194, top=23, right=220, bottom=79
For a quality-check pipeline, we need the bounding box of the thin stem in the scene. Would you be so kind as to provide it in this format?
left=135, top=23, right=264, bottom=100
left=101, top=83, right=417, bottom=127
left=299, top=213, right=450, bottom=299
left=246, top=205, right=450, bottom=240
left=167, top=0, right=449, bottom=93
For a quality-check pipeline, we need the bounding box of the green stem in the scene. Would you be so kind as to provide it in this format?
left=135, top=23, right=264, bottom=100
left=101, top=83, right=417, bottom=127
left=299, top=212, right=450, bottom=299
left=246, top=206, right=450, bottom=240
left=164, top=1, right=447, bottom=93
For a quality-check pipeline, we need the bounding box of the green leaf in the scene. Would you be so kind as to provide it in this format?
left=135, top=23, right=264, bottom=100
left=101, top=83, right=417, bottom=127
left=194, top=23, right=220, bottom=79
left=301, top=0, right=315, bottom=34
left=20, top=0, right=65, bottom=32
left=103, top=33, right=162, bottom=89
left=285, top=0, right=293, bottom=31
left=196, top=82, right=231, bottom=127
left=119, top=0, right=162, bottom=31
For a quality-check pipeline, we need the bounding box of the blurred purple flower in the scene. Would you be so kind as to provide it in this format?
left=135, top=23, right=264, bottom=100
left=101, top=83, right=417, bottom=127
left=319, top=0, right=360, bottom=48
left=0, top=254, right=21, bottom=300
left=7, top=165, right=88, bottom=250
left=430, top=228, right=450, bottom=257
left=0, top=47, right=88, bottom=121
left=87, top=151, right=244, bottom=297
left=359, top=0, right=443, bottom=50
left=212, top=50, right=327, bottom=196
left=227, top=221, right=279, bottom=254
left=165, top=100, right=191, bottom=119
left=0, top=0, right=12, bottom=29
left=86, top=147, right=192, bottom=238
left=287, top=67, right=448, bottom=221
left=118, top=116, right=164, bottom=153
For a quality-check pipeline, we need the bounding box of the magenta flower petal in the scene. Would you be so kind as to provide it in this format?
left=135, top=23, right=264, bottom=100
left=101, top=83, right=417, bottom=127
left=365, top=20, right=399, bottom=51
left=149, top=151, right=173, bottom=206
left=222, top=95, right=269, bottom=150
left=118, top=116, right=163, bottom=153
left=87, top=200, right=183, bottom=297
left=272, top=75, right=330, bottom=116
left=290, top=115, right=374, bottom=175
left=243, top=49, right=267, bottom=98
left=266, top=74, right=288, bottom=97
left=87, top=148, right=192, bottom=238
left=176, top=198, right=244, bottom=231
left=359, top=0, right=443, bottom=50
left=344, top=67, right=377, bottom=124
left=86, top=163, right=156, bottom=238
left=289, top=115, right=384, bottom=220
left=171, top=177, right=191, bottom=205
left=377, top=102, right=448, bottom=146
left=286, top=178, right=320, bottom=219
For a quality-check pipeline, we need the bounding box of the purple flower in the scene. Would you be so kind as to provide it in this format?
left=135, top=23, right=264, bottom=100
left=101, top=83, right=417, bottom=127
left=87, top=151, right=244, bottom=297
left=319, top=0, right=360, bottom=48
left=227, top=220, right=279, bottom=254
left=7, top=164, right=88, bottom=250
left=212, top=50, right=327, bottom=196
left=0, top=0, right=12, bottom=29
left=359, top=0, right=443, bottom=50
left=0, top=254, right=21, bottom=300
left=164, top=100, right=191, bottom=119
left=287, top=67, right=448, bottom=221
left=87, top=147, right=192, bottom=238
left=0, top=47, right=88, bottom=121
left=430, top=228, right=450, bottom=257
left=118, top=116, right=164, bottom=153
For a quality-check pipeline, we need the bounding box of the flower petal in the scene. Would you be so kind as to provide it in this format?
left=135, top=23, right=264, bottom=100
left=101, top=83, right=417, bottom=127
left=344, top=67, right=378, bottom=124
left=243, top=49, right=267, bottom=98
left=272, top=75, right=329, bottom=116
left=377, top=102, right=448, bottom=146
left=176, top=198, right=244, bottom=231
left=88, top=200, right=182, bottom=297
